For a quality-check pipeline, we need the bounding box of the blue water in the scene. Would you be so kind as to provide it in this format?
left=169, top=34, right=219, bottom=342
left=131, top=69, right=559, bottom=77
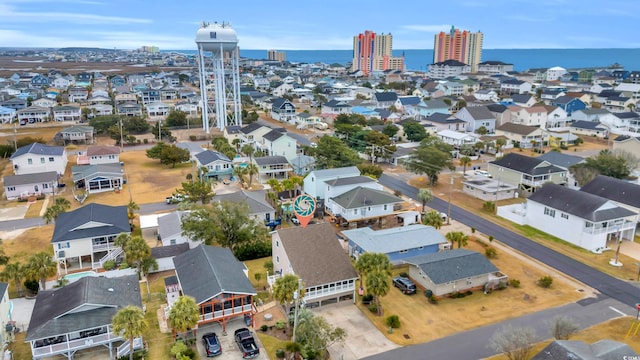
left=166, top=48, right=640, bottom=72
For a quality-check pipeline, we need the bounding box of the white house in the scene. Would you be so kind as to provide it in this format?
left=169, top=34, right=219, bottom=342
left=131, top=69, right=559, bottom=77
left=508, top=105, right=548, bottom=126
left=258, top=129, right=297, bottom=160
left=240, top=123, right=272, bottom=145
left=546, top=66, right=568, bottom=81
left=3, top=171, right=58, bottom=200
left=146, top=101, right=172, bottom=117
left=87, top=104, right=113, bottom=116
left=32, top=98, right=57, bottom=108
left=10, top=143, right=68, bottom=176
left=498, top=184, right=637, bottom=251
left=325, top=186, right=403, bottom=223
left=454, top=106, right=496, bottom=133
left=303, top=166, right=361, bottom=200
left=157, top=211, right=199, bottom=247
left=52, top=105, right=81, bottom=122
left=17, top=106, right=50, bottom=125
left=437, top=129, right=478, bottom=147
left=0, top=106, right=16, bottom=124
left=270, top=98, right=297, bottom=123
left=325, top=175, right=382, bottom=200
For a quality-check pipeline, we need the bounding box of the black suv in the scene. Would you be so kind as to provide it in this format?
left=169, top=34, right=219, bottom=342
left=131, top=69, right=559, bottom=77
left=202, top=332, right=222, bottom=357
left=393, top=276, right=417, bottom=295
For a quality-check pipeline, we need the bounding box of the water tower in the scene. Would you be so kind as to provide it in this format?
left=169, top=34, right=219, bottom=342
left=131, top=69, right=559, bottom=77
left=195, top=21, right=242, bottom=132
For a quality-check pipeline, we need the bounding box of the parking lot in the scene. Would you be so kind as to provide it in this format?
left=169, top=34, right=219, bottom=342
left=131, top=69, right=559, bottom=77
left=195, top=317, right=265, bottom=360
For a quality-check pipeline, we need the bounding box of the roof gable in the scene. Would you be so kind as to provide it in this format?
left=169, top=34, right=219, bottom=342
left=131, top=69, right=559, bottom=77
left=580, top=175, right=640, bottom=208
left=330, top=186, right=402, bottom=209
left=52, top=204, right=129, bottom=243
left=404, top=249, right=498, bottom=284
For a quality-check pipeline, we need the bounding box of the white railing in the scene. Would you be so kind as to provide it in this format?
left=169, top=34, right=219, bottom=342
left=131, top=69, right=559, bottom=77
left=32, top=332, right=122, bottom=357
left=92, top=243, right=117, bottom=251
left=584, top=221, right=636, bottom=235
left=304, top=283, right=355, bottom=301
left=199, top=304, right=253, bottom=322
left=96, top=247, right=123, bottom=268
left=117, top=337, right=143, bottom=357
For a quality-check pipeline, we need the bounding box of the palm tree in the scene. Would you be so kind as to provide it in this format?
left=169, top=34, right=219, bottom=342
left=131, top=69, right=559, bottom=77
left=495, top=138, right=506, bottom=154
left=168, top=295, right=200, bottom=341
left=232, top=138, right=242, bottom=152
left=140, top=257, right=158, bottom=277
left=127, top=199, right=139, bottom=226
left=273, top=274, right=304, bottom=330
left=115, top=233, right=151, bottom=276
left=459, top=156, right=472, bottom=176
left=445, top=231, right=469, bottom=249
left=282, top=178, right=296, bottom=199
left=417, top=188, right=433, bottom=214
left=1, top=262, right=24, bottom=297
left=42, top=197, right=72, bottom=224
left=245, top=163, right=259, bottom=189
left=26, top=252, right=57, bottom=290
left=355, top=253, right=392, bottom=289
left=422, top=210, right=443, bottom=229
left=366, top=270, right=390, bottom=316
left=241, top=144, right=255, bottom=161
left=233, top=166, right=248, bottom=188
left=112, top=306, right=147, bottom=360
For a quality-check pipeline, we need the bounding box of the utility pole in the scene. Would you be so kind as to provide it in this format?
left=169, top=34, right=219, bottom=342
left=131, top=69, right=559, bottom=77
left=447, top=171, right=453, bottom=225
left=119, top=117, right=124, bottom=152
left=158, top=120, right=162, bottom=142
left=292, top=279, right=302, bottom=344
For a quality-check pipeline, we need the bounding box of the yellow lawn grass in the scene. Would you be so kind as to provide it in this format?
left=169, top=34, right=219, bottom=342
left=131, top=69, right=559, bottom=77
left=488, top=316, right=640, bottom=359
left=256, top=332, right=288, bottom=360
left=357, top=238, right=584, bottom=346
left=408, top=176, right=640, bottom=282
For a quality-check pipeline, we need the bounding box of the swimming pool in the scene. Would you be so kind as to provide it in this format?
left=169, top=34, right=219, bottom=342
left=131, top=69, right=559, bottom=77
left=63, top=270, right=98, bottom=282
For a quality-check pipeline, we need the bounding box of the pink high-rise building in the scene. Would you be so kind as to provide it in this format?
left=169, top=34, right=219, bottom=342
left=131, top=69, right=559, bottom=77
left=434, top=26, right=483, bottom=72
left=351, top=30, right=404, bottom=75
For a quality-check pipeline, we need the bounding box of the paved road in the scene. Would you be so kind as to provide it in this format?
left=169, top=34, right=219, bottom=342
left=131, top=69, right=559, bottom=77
left=0, top=217, right=45, bottom=231
left=379, top=173, right=640, bottom=308
left=363, top=296, right=632, bottom=360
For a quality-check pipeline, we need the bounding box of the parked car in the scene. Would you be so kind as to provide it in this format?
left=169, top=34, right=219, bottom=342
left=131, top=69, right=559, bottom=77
left=165, top=194, right=189, bottom=204
left=234, top=328, right=259, bottom=359
left=291, top=217, right=300, bottom=225
left=202, top=332, right=222, bottom=357
left=474, top=170, right=492, bottom=178
left=393, top=276, right=417, bottom=295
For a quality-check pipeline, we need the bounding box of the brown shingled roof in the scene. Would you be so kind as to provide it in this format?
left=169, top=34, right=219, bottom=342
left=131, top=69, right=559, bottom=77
left=276, top=223, right=358, bottom=287
left=86, top=145, right=121, bottom=156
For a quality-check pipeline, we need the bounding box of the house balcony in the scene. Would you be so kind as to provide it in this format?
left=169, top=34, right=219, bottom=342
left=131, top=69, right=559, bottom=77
left=583, top=220, right=636, bottom=235
left=199, top=304, right=254, bottom=323
left=304, top=282, right=355, bottom=301
left=31, top=328, right=123, bottom=358
left=92, top=243, right=119, bottom=252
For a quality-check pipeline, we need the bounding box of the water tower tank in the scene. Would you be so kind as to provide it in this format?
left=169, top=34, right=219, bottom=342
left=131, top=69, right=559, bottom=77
left=195, top=22, right=238, bottom=52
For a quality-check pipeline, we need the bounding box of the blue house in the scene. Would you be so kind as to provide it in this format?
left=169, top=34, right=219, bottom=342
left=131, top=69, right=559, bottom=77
left=342, top=225, right=449, bottom=264
left=76, top=72, right=92, bottom=87
left=110, top=75, right=126, bottom=87
left=551, top=96, right=586, bottom=116
left=30, top=74, right=50, bottom=87
left=194, top=150, right=234, bottom=180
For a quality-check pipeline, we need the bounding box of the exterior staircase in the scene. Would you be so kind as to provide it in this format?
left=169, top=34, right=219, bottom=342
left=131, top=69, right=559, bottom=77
left=96, top=247, right=124, bottom=269
left=116, top=337, right=143, bottom=358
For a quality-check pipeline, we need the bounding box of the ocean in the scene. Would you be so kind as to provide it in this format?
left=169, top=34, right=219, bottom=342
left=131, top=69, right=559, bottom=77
left=165, top=48, right=640, bottom=72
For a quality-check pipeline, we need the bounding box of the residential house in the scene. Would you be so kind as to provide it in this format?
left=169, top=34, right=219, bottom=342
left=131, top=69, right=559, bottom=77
left=159, top=86, right=179, bottom=101
left=454, top=106, right=496, bottom=133
left=474, top=89, right=499, bottom=102
left=477, top=60, right=514, bottom=75
left=571, top=108, right=614, bottom=122
left=462, top=176, right=519, bottom=201
left=551, top=96, right=586, bottom=115
left=254, top=156, right=292, bottom=183
left=510, top=94, right=536, bottom=107
left=259, top=130, right=297, bottom=160
left=150, top=243, right=190, bottom=273
left=416, top=99, right=450, bottom=118
left=531, top=339, right=638, bottom=360
left=537, top=152, right=585, bottom=189
left=223, top=125, right=243, bottom=146
left=51, top=76, right=72, bottom=89
left=139, top=88, right=160, bottom=105
left=270, top=98, right=296, bottom=123
left=0, top=106, right=16, bottom=124
left=17, top=106, right=50, bottom=125
left=29, top=74, right=50, bottom=87
left=290, top=154, right=316, bottom=176
left=173, top=245, right=257, bottom=330
left=429, top=60, right=471, bottom=79
left=545, top=105, right=569, bottom=128
left=437, top=129, right=478, bottom=147
left=303, top=166, right=361, bottom=200
left=146, top=101, right=172, bottom=117
left=114, top=93, right=137, bottom=104
left=495, top=123, right=544, bottom=148
left=3, top=171, right=58, bottom=200
left=614, top=112, right=640, bottom=133
left=570, top=121, right=609, bottom=138
left=613, top=135, right=640, bottom=157
left=325, top=176, right=382, bottom=200
left=604, top=96, right=635, bottom=113
left=325, top=186, right=403, bottom=223
left=156, top=211, right=198, bottom=248
left=580, top=175, right=640, bottom=225
left=488, top=152, right=567, bottom=193
left=75, top=72, right=92, bottom=87
left=487, top=104, right=511, bottom=127
left=508, top=105, right=548, bottom=126
left=0, top=283, right=11, bottom=347
left=500, top=78, right=532, bottom=95
left=240, top=123, right=272, bottom=145
left=343, top=225, right=448, bottom=264
left=174, top=101, right=198, bottom=115
left=10, top=143, right=67, bottom=176
left=72, top=163, right=123, bottom=194
left=272, top=223, right=358, bottom=306
left=424, top=113, right=466, bottom=131
left=32, top=98, right=57, bottom=108
left=52, top=105, right=81, bottom=122
left=0, top=98, right=27, bottom=110
left=541, top=89, right=566, bottom=104
left=116, top=103, right=142, bottom=117
left=109, top=75, right=125, bottom=87
left=500, top=184, right=637, bottom=251
left=58, top=125, right=94, bottom=145
left=194, top=150, right=233, bottom=180
left=615, top=83, right=640, bottom=100
left=25, top=275, right=143, bottom=360
left=213, top=190, right=276, bottom=223
left=321, top=99, right=352, bottom=115
left=395, top=96, right=423, bottom=116
left=176, top=141, right=205, bottom=160
left=68, top=87, right=89, bottom=103
left=374, top=92, right=399, bottom=108
left=87, top=103, right=113, bottom=116
left=51, top=203, right=130, bottom=273
left=404, top=249, right=507, bottom=297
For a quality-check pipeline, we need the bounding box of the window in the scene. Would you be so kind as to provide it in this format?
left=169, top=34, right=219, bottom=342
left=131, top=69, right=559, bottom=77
left=43, top=183, right=49, bottom=189
left=544, top=207, right=555, bottom=218
left=7, top=186, right=15, bottom=191
left=399, top=249, right=408, bottom=254
left=276, top=256, right=279, bottom=263
left=170, top=239, right=176, bottom=245
left=28, top=158, right=33, bottom=165
left=383, top=205, right=388, bottom=210
left=561, top=213, right=569, bottom=219
left=40, top=157, right=45, bottom=164
left=276, top=241, right=279, bottom=247
left=354, top=209, right=358, bottom=215
left=48, top=157, right=54, bottom=162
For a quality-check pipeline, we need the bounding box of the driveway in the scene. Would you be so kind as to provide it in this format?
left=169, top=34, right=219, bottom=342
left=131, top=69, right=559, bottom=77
left=195, top=317, right=265, bottom=360
left=312, top=302, right=399, bottom=360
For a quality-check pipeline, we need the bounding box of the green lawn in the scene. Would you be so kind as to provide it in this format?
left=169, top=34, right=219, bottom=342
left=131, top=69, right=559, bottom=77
left=244, top=257, right=272, bottom=289
left=256, top=332, right=288, bottom=360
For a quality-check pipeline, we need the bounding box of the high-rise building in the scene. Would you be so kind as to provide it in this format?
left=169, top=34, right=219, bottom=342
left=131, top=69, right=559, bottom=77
left=433, top=26, right=483, bottom=72
left=267, top=49, right=286, bottom=62
left=351, top=30, right=404, bottom=75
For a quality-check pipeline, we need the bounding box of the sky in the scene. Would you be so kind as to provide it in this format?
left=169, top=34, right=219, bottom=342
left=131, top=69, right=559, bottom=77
left=1, top=0, right=639, bottom=50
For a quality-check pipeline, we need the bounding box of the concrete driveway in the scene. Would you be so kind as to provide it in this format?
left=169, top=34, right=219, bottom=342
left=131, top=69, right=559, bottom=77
left=195, top=317, right=265, bottom=360
left=312, top=302, right=399, bottom=360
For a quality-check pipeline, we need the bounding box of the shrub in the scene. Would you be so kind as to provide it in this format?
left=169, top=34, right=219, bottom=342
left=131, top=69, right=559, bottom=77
left=450, top=292, right=466, bottom=298
left=399, top=272, right=409, bottom=278
left=465, top=290, right=473, bottom=296
left=117, top=350, right=148, bottom=360
left=119, top=262, right=130, bottom=269
left=143, top=138, right=148, bottom=144
left=24, top=279, right=39, bottom=295
left=537, top=275, right=553, bottom=288
left=428, top=295, right=438, bottom=304
left=550, top=316, right=579, bottom=340
left=275, top=349, right=286, bottom=359
left=482, top=201, right=496, bottom=213
left=394, top=189, right=402, bottom=197
left=471, top=227, right=476, bottom=234
left=425, top=289, right=433, bottom=298
left=485, top=247, right=498, bottom=258
left=368, top=303, right=378, bottom=313
left=509, top=279, right=521, bottom=288
left=488, top=235, right=494, bottom=243
left=275, top=320, right=286, bottom=330
left=189, top=135, right=197, bottom=141
left=385, top=315, right=401, bottom=329
left=362, top=294, right=374, bottom=305
left=260, top=324, right=268, bottom=332
left=103, top=260, right=117, bottom=271
left=234, top=241, right=272, bottom=261
left=182, top=348, right=197, bottom=359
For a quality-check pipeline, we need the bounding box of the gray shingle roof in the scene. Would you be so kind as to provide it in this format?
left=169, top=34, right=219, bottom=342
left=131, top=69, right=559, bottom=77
left=462, top=106, right=495, bottom=120
left=325, top=176, right=376, bottom=187
left=305, top=166, right=360, bottom=181
left=580, top=175, right=640, bottom=209
left=26, top=275, right=141, bottom=341
left=571, top=121, right=606, bottom=130
left=330, top=187, right=402, bottom=209
left=10, top=143, right=64, bottom=159
left=496, top=123, right=540, bottom=135
left=276, top=223, right=358, bottom=287
left=158, top=211, right=189, bottom=240
left=490, top=153, right=564, bottom=175
left=263, top=129, right=284, bottom=142
left=342, top=225, right=447, bottom=253
left=240, top=122, right=265, bottom=134
left=404, top=249, right=498, bottom=284
left=531, top=339, right=638, bottom=360
left=374, top=92, right=398, bottom=102
left=51, top=203, right=130, bottom=243
left=254, top=156, right=289, bottom=166
left=537, top=152, right=584, bottom=169
left=173, top=245, right=256, bottom=304
left=71, top=163, right=123, bottom=182
left=3, top=171, right=57, bottom=187
left=195, top=150, right=231, bottom=165
left=151, top=243, right=190, bottom=259
left=529, top=184, right=636, bottom=222
left=214, top=190, right=274, bottom=215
